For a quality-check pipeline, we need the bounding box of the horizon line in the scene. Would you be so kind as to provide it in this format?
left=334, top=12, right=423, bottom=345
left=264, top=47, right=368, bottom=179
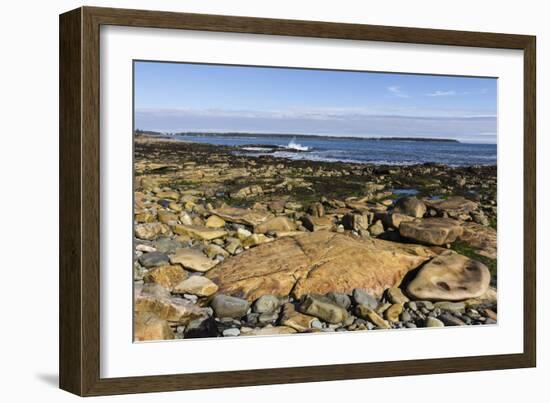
left=135, top=129, right=498, bottom=144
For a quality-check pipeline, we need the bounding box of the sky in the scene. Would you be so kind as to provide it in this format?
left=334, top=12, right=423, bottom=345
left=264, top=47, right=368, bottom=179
left=134, top=61, right=497, bottom=143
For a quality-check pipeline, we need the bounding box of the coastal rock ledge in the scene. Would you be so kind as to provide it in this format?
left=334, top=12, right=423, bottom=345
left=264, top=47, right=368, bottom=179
left=206, top=230, right=435, bottom=301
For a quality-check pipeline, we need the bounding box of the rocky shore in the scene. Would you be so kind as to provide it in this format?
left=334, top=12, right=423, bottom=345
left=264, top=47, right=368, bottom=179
left=133, top=134, right=498, bottom=341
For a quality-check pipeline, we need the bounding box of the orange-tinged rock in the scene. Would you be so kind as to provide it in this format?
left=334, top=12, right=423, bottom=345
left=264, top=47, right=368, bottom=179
left=407, top=252, right=490, bottom=301
left=143, top=265, right=188, bottom=291
left=206, top=231, right=434, bottom=301
left=134, top=312, right=174, bottom=341
left=135, top=294, right=207, bottom=324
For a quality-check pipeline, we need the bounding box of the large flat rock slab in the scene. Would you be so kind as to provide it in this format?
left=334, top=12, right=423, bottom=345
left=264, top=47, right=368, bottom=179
left=425, top=196, right=478, bottom=215
left=400, top=217, right=463, bottom=246
left=173, top=224, right=227, bottom=240
left=458, top=222, right=497, bottom=260
left=210, top=205, right=273, bottom=227
left=206, top=231, right=435, bottom=301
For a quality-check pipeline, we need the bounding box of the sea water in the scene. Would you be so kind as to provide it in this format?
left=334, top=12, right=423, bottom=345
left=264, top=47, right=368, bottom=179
left=171, top=134, right=496, bottom=166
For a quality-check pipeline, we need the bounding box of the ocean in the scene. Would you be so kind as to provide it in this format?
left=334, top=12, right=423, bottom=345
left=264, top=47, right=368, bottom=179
left=170, top=134, right=497, bottom=166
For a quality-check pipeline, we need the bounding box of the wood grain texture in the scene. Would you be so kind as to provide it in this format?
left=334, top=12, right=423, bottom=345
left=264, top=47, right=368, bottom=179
left=59, top=7, right=82, bottom=395
left=523, top=38, right=537, bottom=367
left=59, top=6, right=537, bottom=396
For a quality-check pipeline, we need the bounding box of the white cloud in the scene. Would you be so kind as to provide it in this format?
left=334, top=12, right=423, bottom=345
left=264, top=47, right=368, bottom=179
left=426, top=90, right=457, bottom=97
left=387, top=86, right=410, bottom=98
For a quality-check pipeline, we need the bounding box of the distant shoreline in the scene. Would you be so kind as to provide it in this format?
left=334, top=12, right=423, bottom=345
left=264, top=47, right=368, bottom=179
left=135, top=130, right=460, bottom=143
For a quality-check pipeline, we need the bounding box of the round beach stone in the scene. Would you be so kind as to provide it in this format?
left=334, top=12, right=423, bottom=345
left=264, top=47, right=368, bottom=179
left=253, top=295, right=282, bottom=314
left=205, top=215, right=226, bottom=228
left=407, top=252, right=491, bottom=301
left=425, top=317, right=445, bottom=327
left=352, top=289, right=378, bottom=309
left=211, top=294, right=250, bottom=319
left=326, top=292, right=352, bottom=310
left=222, top=328, right=241, bottom=337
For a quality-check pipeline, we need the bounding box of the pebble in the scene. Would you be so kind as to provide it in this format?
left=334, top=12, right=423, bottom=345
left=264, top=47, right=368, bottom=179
left=222, top=328, right=241, bottom=337
left=416, top=301, right=434, bottom=310
left=352, top=288, right=378, bottom=309
left=258, top=312, right=279, bottom=324
left=434, top=301, right=466, bottom=313
left=211, top=294, right=250, bottom=319
left=311, top=319, right=324, bottom=329
left=400, top=311, right=412, bottom=322
left=253, top=295, right=281, bottom=314
left=183, top=294, right=199, bottom=304
left=438, top=313, right=466, bottom=326
left=426, top=317, right=445, bottom=327
left=376, top=302, right=392, bottom=314
left=483, top=308, right=498, bottom=321
left=136, top=244, right=156, bottom=253
left=326, top=292, right=352, bottom=310
left=387, top=287, right=410, bottom=304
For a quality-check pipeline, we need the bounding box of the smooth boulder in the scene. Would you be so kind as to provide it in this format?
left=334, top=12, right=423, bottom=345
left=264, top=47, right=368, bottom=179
left=393, top=197, right=427, bottom=218
left=407, top=252, right=491, bottom=301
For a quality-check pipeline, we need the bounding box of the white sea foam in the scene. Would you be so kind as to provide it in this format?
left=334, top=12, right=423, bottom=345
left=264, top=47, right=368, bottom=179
left=240, top=146, right=273, bottom=151
left=285, top=137, right=310, bottom=151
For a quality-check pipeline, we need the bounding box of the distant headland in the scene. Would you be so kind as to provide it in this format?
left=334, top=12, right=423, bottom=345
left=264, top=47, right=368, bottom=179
left=135, top=130, right=460, bottom=143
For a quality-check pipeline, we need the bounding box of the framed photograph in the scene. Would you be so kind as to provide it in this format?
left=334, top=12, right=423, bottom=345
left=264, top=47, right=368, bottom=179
left=59, top=6, right=536, bottom=396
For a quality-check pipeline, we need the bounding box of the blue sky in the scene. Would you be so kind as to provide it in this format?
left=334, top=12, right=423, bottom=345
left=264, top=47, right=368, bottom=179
left=134, top=61, right=497, bottom=143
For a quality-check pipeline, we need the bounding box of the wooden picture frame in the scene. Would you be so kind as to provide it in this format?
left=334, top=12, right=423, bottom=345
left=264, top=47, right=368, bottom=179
left=59, top=6, right=536, bottom=396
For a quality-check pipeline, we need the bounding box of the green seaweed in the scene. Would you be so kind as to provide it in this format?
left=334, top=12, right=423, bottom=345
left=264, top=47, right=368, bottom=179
left=451, top=241, right=497, bottom=286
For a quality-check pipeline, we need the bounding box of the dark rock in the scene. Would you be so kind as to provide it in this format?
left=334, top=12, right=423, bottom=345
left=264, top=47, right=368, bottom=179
left=326, top=292, right=352, bottom=310
left=153, top=237, right=184, bottom=254
left=211, top=294, right=250, bottom=319
left=184, top=317, right=218, bottom=338
left=352, top=288, right=378, bottom=309
left=393, top=197, right=427, bottom=218
left=299, top=295, right=348, bottom=324
left=138, top=251, right=170, bottom=268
